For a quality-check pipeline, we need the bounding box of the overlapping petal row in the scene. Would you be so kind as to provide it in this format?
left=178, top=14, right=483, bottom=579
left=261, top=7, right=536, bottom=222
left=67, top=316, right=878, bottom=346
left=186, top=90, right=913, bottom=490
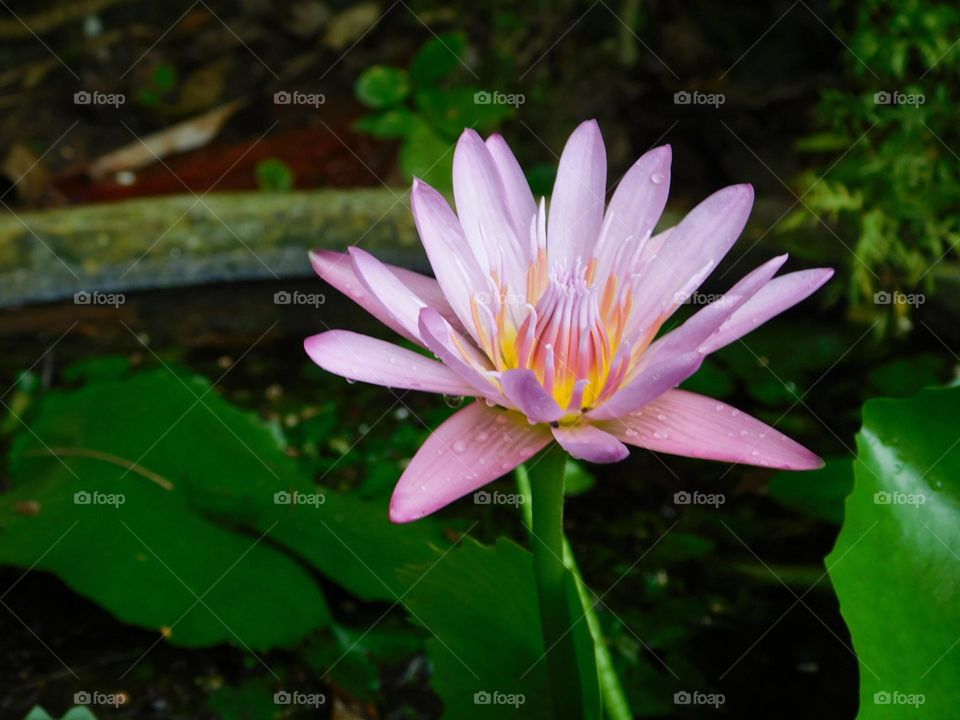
left=304, top=120, right=832, bottom=522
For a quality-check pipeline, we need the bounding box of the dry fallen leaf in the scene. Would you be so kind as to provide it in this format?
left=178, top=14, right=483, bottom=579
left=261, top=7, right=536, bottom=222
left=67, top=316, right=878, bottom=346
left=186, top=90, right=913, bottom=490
left=88, top=99, right=246, bottom=179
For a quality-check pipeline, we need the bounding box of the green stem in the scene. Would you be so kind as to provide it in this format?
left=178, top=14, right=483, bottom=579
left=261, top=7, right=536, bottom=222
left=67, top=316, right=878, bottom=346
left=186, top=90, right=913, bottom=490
left=526, top=445, right=583, bottom=720
left=518, top=461, right=633, bottom=720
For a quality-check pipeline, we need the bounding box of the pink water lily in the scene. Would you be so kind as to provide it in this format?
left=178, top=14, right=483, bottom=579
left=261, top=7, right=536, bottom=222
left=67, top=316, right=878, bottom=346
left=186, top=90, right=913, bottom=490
left=305, top=120, right=832, bottom=523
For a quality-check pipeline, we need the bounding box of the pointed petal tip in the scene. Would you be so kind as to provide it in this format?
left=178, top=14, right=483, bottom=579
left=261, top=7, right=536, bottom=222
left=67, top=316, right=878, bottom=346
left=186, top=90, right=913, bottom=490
left=388, top=497, right=419, bottom=524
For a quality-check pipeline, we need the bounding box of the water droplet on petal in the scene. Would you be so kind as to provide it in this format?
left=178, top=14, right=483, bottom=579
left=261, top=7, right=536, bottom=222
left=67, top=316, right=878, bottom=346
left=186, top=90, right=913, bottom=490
left=452, top=440, right=467, bottom=453
left=443, top=395, right=465, bottom=408
left=654, top=431, right=669, bottom=439
left=346, top=378, right=356, bottom=385
left=650, top=172, right=665, bottom=185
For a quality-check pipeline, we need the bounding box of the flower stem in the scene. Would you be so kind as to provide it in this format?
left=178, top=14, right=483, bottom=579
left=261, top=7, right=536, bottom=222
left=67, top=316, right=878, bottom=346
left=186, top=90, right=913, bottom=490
left=517, top=460, right=633, bottom=720
left=525, top=444, right=584, bottom=720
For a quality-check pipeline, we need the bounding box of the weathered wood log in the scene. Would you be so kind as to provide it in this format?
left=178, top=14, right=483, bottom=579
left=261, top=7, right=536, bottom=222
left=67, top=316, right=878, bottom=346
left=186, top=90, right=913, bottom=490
left=0, top=188, right=425, bottom=307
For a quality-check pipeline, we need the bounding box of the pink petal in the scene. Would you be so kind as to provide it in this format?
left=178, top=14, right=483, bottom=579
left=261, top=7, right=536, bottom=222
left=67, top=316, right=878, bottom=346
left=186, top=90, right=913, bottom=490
left=588, top=351, right=704, bottom=421
left=418, top=307, right=504, bottom=403
left=389, top=403, right=552, bottom=522
left=629, top=184, right=754, bottom=338
left=645, top=254, right=788, bottom=361
left=411, top=178, right=488, bottom=342
left=309, top=250, right=420, bottom=346
left=701, top=268, right=835, bottom=353
left=349, top=247, right=428, bottom=343
left=486, top=133, right=537, bottom=248
left=547, top=119, right=607, bottom=268
left=304, top=331, right=476, bottom=395
left=552, top=423, right=629, bottom=464
left=593, top=145, right=671, bottom=279
left=500, top=369, right=565, bottom=423
left=453, top=130, right=525, bottom=290
left=599, top=389, right=823, bottom=470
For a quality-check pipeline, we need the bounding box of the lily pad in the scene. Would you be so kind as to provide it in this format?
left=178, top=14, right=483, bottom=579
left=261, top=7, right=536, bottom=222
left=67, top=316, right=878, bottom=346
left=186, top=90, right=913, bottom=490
left=828, top=386, right=960, bottom=717
left=1, top=368, right=331, bottom=649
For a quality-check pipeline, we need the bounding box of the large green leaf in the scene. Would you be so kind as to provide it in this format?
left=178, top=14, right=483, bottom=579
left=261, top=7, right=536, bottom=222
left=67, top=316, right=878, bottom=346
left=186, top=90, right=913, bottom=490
left=2, top=365, right=451, bottom=625
left=1, top=369, right=331, bottom=649
left=829, top=386, right=960, bottom=717
left=400, top=538, right=600, bottom=719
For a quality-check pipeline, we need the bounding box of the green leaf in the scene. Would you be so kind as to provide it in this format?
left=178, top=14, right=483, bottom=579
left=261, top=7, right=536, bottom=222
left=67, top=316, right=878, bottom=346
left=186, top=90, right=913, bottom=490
left=1, top=368, right=331, bottom=649
left=400, top=537, right=600, bottom=719
left=768, top=457, right=853, bottom=524
left=399, top=119, right=454, bottom=189
left=353, top=106, right=417, bottom=139
left=828, top=386, right=960, bottom=717
left=255, top=158, right=295, bottom=192
left=355, top=65, right=410, bottom=109
left=410, top=32, right=469, bottom=86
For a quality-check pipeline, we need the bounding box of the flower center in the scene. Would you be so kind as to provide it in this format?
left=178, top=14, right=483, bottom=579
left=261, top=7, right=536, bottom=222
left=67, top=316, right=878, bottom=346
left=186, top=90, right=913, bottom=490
left=514, top=263, right=613, bottom=410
